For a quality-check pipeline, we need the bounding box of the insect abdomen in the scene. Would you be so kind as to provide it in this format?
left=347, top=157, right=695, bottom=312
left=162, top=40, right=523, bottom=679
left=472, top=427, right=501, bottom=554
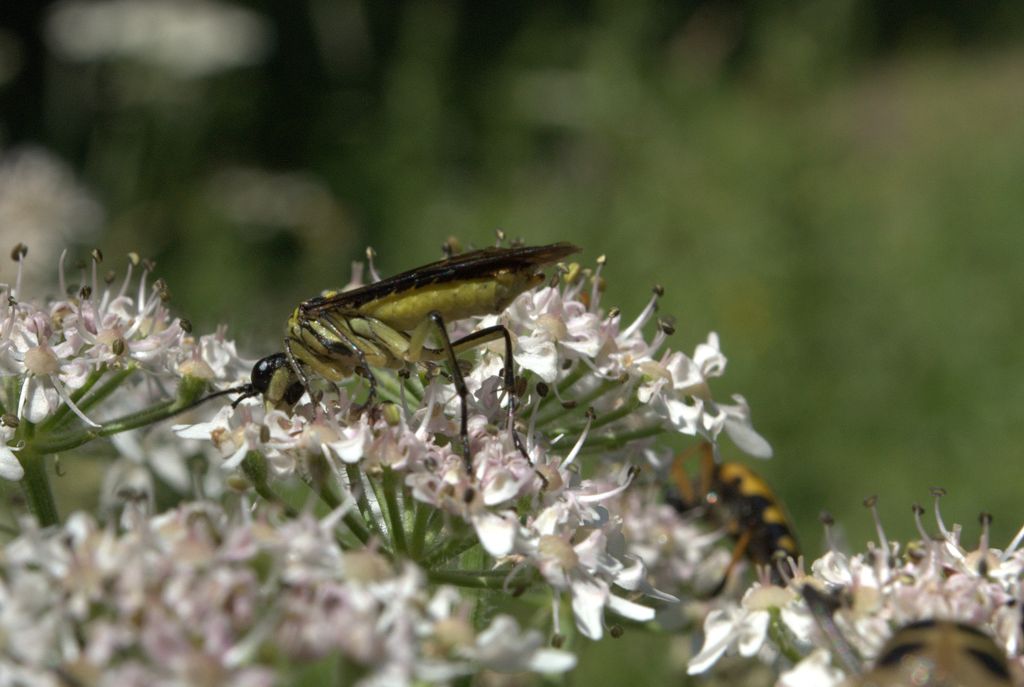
left=357, top=272, right=542, bottom=331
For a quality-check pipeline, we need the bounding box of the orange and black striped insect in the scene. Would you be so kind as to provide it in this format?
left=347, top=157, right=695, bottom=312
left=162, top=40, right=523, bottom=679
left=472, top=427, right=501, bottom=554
left=667, top=442, right=798, bottom=594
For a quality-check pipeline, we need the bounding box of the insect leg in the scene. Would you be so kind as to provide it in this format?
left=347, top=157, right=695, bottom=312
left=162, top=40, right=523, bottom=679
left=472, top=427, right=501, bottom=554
left=284, top=337, right=315, bottom=397
left=298, top=318, right=380, bottom=408
left=449, top=324, right=529, bottom=460
left=425, top=311, right=473, bottom=471
left=667, top=442, right=714, bottom=507
left=709, top=529, right=752, bottom=597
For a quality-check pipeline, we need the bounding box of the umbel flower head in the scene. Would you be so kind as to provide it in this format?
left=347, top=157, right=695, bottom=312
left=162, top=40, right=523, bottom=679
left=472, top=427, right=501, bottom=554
left=686, top=491, right=1024, bottom=686
left=0, top=242, right=772, bottom=683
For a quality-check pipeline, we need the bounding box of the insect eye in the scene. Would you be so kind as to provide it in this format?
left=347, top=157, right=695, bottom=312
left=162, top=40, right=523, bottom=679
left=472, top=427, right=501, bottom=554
left=250, top=353, right=289, bottom=394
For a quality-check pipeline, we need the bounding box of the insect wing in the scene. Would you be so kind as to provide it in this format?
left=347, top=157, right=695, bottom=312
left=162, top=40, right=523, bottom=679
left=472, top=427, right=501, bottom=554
left=300, top=242, right=580, bottom=316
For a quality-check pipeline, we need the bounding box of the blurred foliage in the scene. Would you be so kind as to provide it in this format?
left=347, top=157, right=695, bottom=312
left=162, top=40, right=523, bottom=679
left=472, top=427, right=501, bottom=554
left=2, top=0, right=1024, bottom=683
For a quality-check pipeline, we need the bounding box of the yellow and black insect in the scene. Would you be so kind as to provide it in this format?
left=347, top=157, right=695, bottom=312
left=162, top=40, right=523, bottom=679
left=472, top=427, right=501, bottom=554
left=801, top=585, right=1013, bottom=687
left=226, top=241, right=579, bottom=465
left=667, top=442, right=799, bottom=594
left=860, top=619, right=1013, bottom=687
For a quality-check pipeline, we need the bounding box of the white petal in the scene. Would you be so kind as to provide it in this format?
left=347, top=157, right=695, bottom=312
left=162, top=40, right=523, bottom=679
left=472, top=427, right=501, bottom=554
left=328, top=429, right=367, bottom=463
left=473, top=511, right=516, bottom=557
left=0, top=446, right=24, bottom=481
left=481, top=468, right=522, bottom=506
left=664, top=351, right=704, bottom=394
left=721, top=394, right=773, bottom=458
left=811, top=551, right=852, bottom=586
left=25, top=384, right=59, bottom=423
left=777, top=648, right=846, bottom=687
left=605, top=594, right=655, bottom=622
left=222, top=442, right=250, bottom=469
left=737, top=610, right=769, bottom=656
left=526, top=648, right=577, bottom=673
left=688, top=608, right=738, bottom=674
left=570, top=577, right=609, bottom=640
left=663, top=397, right=701, bottom=435
left=515, top=339, right=559, bottom=383
left=613, top=556, right=646, bottom=591
left=781, top=605, right=817, bottom=645
left=694, top=332, right=726, bottom=377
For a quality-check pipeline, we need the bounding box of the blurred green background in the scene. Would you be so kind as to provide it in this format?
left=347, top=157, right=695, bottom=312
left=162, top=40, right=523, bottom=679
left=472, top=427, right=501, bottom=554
left=3, top=0, right=1024, bottom=682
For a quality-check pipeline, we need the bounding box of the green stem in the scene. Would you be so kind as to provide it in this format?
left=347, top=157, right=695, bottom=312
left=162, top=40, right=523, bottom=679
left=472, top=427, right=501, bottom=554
left=381, top=468, right=407, bottom=555
left=63, top=366, right=134, bottom=417
left=38, top=367, right=107, bottom=432
left=301, top=468, right=372, bottom=546
left=769, top=610, right=803, bottom=664
left=403, top=372, right=425, bottom=403
left=241, top=451, right=298, bottom=518
left=345, top=464, right=386, bottom=543
left=427, top=569, right=511, bottom=589
left=33, top=397, right=180, bottom=454
left=18, top=448, right=59, bottom=526
left=409, top=501, right=433, bottom=560
left=579, top=424, right=664, bottom=451
left=553, top=397, right=642, bottom=436
left=422, top=533, right=481, bottom=568
left=535, top=378, right=623, bottom=427
left=536, top=363, right=587, bottom=411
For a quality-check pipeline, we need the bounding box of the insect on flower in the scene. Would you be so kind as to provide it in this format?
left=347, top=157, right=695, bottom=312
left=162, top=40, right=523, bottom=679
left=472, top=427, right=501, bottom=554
left=801, top=585, right=1013, bottom=687
left=209, top=241, right=580, bottom=468
left=667, top=442, right=799, bottom=595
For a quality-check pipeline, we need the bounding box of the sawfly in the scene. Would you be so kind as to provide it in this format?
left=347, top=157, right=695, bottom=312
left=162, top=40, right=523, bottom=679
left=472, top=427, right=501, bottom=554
left=210, top=241, right=580, bottom=469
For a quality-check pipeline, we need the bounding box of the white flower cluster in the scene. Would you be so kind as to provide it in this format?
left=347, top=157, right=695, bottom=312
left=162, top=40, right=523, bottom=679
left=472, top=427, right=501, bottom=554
left=0, top=244, right=774, bottom=681
left=0, top=501, right=575, bottom=686
left=687, top=494, right=1024, bottom=686
left=172, top=252, right=770, bottom=642
left=0, top=248, right=218, bottom=481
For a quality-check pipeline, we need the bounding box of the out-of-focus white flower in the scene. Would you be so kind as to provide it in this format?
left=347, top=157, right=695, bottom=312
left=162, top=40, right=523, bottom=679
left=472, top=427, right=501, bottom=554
left=688, top=584, right=807, bottom=674
left=692, top=492, right=1024, bottom=684
left=0, top=147, right=102, bottom=278
left=0, top=503, right=576, bottom=684
left=205, top=166, right=347, bottom=240
left=45, top=0, right=272, bottom=78
left=777, top=648, right=846, bottom=687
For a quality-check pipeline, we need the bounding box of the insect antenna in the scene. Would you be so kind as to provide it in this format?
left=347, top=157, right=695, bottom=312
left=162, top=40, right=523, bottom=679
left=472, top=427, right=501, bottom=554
left=175, top=383, right=256, bottom=414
